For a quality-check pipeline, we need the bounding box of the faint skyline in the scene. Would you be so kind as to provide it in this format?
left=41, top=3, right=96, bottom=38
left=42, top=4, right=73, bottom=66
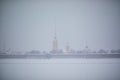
left=0, top=0, right=120, bottom=52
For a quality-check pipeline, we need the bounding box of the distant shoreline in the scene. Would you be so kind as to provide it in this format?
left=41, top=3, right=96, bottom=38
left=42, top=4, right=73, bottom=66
left=0, top=54, right=120, bottom=59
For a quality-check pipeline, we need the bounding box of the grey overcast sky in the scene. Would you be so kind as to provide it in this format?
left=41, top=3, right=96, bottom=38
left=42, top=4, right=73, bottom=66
left=0, top=0, right=120, bottom=52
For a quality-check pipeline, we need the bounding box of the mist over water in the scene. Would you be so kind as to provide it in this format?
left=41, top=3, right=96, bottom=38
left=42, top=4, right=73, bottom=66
left=0, top=59, right=120, bottom=80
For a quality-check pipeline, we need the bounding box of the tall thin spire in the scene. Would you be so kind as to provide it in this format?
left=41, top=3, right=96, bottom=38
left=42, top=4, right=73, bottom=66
left=54, top=17, right=57, bottom=38
left=52, top=19, right=58, bottom=51
left=54, top=23, right=56, bottom=39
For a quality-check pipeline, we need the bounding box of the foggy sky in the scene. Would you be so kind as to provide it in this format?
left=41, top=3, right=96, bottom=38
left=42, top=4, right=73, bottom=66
left=0, top=0, right=120, bottom=52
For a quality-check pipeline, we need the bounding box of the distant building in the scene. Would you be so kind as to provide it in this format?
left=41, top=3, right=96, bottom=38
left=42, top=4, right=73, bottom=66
left=51, top=27, right=59, bottom=53
left=111, top=49, right=120, bottom=53
left=98, top=49, right=108, bottom=54
left=27, top=50, right=41, bottom=55
left=82, top=45, right=91, bottom=53
left=65, top=42, right=70, bottom=53
left=53, top=32, right=58, bottom=51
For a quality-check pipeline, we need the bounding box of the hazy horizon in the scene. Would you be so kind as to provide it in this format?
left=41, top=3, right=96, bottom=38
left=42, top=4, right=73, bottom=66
left=0, top=0, right=120, bottom=52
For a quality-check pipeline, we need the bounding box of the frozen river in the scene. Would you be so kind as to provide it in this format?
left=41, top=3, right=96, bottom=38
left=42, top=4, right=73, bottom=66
left=0, top=59, right=120, bottom=80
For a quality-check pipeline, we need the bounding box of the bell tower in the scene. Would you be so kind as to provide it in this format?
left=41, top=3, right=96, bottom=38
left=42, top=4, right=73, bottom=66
left=52, top=27, right=58, bottom=51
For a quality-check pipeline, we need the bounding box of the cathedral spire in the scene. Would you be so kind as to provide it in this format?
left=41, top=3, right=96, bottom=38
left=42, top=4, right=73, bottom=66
left=52, top=23, right=58, bottom=52
left=54, top=25, right=56, bottom=39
